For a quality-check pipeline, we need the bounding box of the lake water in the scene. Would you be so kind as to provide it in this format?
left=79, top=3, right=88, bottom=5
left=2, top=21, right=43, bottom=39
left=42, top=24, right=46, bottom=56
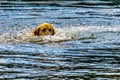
left=0, top=0, right=120, bottom=80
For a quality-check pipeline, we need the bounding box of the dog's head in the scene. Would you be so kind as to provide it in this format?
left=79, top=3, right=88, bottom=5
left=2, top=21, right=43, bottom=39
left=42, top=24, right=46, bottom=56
left=33, top=23, right=55, bottom=36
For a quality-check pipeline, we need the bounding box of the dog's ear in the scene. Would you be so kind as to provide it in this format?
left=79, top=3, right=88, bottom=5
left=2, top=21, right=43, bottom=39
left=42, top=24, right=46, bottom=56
left=52, top=28, right=55, bottom=35
left=49, top=24, right=55, bottom=35
left=33, top=28, right=40, bottom=36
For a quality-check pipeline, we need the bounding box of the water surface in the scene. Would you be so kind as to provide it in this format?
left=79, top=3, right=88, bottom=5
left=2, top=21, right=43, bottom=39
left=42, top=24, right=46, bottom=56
left=0, top=0, right=120, bottom=80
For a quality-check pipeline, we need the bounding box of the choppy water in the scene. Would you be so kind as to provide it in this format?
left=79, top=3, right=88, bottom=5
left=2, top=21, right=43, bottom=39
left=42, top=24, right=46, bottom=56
left=0, top=0, right=120, bottom=80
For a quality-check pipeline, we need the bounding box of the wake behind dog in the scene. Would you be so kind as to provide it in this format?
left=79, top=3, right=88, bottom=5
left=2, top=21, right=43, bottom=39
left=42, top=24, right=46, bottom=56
left=0, top=24, right=93, bottom=44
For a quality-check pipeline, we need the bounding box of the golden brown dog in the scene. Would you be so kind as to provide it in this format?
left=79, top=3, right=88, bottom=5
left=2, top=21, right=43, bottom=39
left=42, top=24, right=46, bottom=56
left=33, top=23, right=55, bottom=36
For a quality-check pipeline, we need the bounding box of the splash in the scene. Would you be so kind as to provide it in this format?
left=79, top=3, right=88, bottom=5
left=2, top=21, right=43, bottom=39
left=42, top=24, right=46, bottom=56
left=0, top=26, right=90, bottom=44
left=0, top=25, right=119, bottom=44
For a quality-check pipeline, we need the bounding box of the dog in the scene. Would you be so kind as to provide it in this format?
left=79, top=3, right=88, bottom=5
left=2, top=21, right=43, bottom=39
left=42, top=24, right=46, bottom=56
left=33, top=23, right=55, bottom=36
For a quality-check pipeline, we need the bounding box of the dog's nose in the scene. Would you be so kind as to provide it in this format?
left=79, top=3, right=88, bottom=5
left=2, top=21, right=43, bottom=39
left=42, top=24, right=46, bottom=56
left=46, top=31, right=50, bottom=35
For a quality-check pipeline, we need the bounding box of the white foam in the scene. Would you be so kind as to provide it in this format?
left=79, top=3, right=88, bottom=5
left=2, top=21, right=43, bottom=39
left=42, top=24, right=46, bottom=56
left=0, top=25, right=119, bottom=44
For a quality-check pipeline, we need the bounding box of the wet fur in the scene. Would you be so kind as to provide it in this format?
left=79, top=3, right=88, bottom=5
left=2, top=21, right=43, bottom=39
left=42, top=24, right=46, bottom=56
left=33, top=23, right=55, bottom=36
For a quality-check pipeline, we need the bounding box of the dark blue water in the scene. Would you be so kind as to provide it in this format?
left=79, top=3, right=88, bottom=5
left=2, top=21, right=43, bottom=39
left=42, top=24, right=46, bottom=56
left=0, top=0, right=120, bottom=80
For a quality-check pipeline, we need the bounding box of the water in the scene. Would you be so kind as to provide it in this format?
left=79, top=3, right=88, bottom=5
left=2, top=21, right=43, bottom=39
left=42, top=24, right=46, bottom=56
left=0, top=0, right=120, bottom=80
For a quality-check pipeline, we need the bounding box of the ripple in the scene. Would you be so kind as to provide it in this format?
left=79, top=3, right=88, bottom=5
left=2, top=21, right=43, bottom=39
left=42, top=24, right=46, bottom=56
left=0, top=0, right=120, bottom=80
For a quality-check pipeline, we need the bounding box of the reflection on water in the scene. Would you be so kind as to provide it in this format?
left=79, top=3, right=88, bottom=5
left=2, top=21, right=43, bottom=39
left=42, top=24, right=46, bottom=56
left=0, top=0, right=120, bottom=80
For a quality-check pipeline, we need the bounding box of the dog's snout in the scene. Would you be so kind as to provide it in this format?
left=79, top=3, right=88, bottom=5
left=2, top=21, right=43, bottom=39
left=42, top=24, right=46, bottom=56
left=46, top=30, right=51, bottom=35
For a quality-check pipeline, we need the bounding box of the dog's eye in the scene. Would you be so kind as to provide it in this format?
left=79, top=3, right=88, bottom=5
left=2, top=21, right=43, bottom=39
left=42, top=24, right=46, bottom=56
left=42, top=28, right=46, bottom=32
left=49, top=29, right=52, bottom=32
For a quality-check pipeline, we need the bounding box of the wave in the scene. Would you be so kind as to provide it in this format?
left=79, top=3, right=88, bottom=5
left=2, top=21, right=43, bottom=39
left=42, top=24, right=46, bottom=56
left=0, top=26, right=90, bottom=44
left=0, top=25, right=119, bottom=44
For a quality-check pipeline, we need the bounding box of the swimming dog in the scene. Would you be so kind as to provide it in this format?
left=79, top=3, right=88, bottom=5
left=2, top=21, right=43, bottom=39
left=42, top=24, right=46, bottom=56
left=33, top=23, right=55, bottom=36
